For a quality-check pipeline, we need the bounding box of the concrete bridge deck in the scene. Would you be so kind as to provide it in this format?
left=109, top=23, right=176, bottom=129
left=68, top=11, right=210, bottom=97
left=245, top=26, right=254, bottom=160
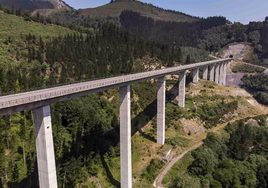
left=0, top=58, right=231, bottom=188
left=0, top=58, right=231, bottom=116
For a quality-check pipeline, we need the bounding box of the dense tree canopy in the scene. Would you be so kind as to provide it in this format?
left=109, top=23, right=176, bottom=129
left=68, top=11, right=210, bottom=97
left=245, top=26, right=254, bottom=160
left=170, top=117, right=268, bottom=188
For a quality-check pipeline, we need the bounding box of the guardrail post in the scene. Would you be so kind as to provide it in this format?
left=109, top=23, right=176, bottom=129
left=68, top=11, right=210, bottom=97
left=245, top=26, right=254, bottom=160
left=179, top=71, right=186, bottom=108
left=215, top=63, right=220, bottom=84
left=209, top=64, right=215, bottom=82
left=157, top=77, right=166, bottom=145
left=119, top=85, right=132, bottom=188
left=193, top=68, right=199, bottom=84
left=32, top=105, right=58, bottom=188
left=203, top=66, right=208, bottom=80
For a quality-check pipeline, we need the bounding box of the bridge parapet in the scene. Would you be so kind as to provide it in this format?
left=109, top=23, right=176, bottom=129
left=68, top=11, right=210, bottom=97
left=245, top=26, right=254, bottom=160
left=0, top=58, right=232, bottom=188
left=0, top=58, right=232, bottom=116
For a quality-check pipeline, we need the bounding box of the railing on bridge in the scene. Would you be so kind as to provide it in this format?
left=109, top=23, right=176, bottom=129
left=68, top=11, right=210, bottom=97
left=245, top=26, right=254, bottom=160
left=0, top=58, right=232, bottom=188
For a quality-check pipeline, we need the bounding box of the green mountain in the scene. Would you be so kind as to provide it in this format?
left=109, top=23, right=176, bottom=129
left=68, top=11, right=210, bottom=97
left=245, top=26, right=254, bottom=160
left=35, top=0, right=198, bottom=24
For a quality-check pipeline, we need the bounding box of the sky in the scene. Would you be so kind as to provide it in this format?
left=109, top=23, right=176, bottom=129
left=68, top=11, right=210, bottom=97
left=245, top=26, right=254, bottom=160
left=63, top=0, right=268, bottom=24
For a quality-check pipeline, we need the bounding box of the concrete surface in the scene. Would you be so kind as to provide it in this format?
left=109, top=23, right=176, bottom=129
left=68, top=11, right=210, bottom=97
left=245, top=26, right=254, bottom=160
left=226, top=73, right=244, bottom=88
left=219, top=62, right=224, bottom=85
left=215, top=63, right=220, bottom=84
left=33, top=105, right=58, bottom=188
left=178, top=71, right=186, bottom=108
left=120, top=85, right=132, bottom=188
left=0, top=58, right=232, bottom=116
left=203, top=66, right=208, bottom=80
left=157, top=77, right=166, bottom=145
left=193, top=68, right=199, bottom=84
left=209, top=65, right=215, bottom=82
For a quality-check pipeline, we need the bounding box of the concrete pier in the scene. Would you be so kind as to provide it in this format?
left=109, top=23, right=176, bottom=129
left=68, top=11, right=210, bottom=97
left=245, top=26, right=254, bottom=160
left=157, top=77, right=166, bottom=145
left=215, top=63, right=220, bottom=84
left=209, top=65, right=215, bottom=82
left=203, top=66, right=208, bottom=80
left=33, top=105, right=57, bottom=188
left=193, top=68, right=199, bottom=84
left=178, top=71, right=186, bottom=108
left=223, top=62, right=227, bottom=85
left=119, top=85, right=132, bottom=188
left=219, top=62, right=224, bottom=85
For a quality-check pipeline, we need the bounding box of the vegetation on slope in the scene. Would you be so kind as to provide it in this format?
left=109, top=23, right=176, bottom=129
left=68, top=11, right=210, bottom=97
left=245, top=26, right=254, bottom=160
left=45, top=0, right=198, bottom=26
left=242, top=74, right=268, bottom=105
left=166, top=116, right=268, bottom=188
left=231, top=62, right=265, bottom=74
left=120, top=10, right=227, bottom=46
left=0, top=10, right=213, bottom=187
left=0, top=0, right=71, bottom=12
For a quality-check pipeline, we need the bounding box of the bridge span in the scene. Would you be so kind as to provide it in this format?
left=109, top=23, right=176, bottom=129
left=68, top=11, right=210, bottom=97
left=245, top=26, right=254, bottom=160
left=0, top=58, right=231, bottom=188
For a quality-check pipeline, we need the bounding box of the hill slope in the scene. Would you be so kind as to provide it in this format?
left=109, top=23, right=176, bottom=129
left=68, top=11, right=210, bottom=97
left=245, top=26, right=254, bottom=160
left=79, top=1, right=198, bottom=22
left=38, top=0, right=198, bottom=24
left=0, top=0, right=72, bottom=12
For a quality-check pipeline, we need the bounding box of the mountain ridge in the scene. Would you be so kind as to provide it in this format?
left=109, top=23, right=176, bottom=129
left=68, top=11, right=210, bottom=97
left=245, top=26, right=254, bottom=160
left=33, top=0, right=199, bottom=25
left=0, top=0, right=72, bottom=12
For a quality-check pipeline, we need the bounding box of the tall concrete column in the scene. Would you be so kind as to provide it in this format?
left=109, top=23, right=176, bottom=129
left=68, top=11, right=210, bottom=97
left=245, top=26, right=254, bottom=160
left=215, top=63, right=220, bottom=84
left=223, top=62, right=227, bottom=85
left=178, top=71, right=186, bottom=108
left=193, top=68, right=199, bottom=84
left=119, top=85, right=132, bottom=188
left=203, top=66, right=208, bottom=80
left=33, top=105, right=58, bottom=188
left=209, top=64, right=215, bottom=82
left=219, top=62, right=224, bottom=85
left=157, top=77, right=166, bottom=145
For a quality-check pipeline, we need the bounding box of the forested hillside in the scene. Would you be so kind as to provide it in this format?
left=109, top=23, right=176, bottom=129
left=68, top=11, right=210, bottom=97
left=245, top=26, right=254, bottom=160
left=0, top=9, right=213, bottom=187
left=166, top=116, right=268, bottom=188
left=242, top=74, right=268, bottom=105
left=120, top=10, right=227, bottom=47
left=39, top=0, right=198, bottom=27
left=1, top=1, right=268, bottom=187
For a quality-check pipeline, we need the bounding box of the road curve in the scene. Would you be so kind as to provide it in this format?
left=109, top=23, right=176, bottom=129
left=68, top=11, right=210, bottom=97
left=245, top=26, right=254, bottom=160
left=154, top=142, right=204, bottom=188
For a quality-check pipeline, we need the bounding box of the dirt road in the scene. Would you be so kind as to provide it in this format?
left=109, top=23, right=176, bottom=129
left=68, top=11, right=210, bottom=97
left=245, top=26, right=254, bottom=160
left=153, top=142, right=203, bottom=188
left=153, top=119, right=245, bottom=188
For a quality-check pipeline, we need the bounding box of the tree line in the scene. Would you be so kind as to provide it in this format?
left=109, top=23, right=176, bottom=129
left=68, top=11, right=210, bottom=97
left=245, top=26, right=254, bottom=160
left=170, top=116, right=268, bottom=188
left=120, top=10, right=227, bottom=47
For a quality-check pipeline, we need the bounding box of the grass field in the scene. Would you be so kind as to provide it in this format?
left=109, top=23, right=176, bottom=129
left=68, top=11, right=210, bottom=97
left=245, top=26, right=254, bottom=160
left=0, top=11, right=75, bottom=40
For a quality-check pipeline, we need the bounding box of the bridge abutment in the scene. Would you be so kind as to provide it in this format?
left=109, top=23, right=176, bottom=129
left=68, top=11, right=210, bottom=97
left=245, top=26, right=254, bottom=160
left=33, top=105, right=58, bottom=188
left=157, top=77, right=166, bottom=145
left=193, top=68, right=199, bottom=84
left=119, top=85, right=132, bottom=188
left=178, top=71, right=186, bottom=108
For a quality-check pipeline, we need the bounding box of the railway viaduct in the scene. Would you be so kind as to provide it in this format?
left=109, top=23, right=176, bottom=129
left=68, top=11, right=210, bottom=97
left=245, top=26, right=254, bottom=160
left=0, top=58, right=231, bottom=188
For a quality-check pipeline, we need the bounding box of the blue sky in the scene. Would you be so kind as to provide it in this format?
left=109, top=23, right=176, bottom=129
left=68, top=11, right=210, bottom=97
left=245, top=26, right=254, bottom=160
left=63, top=0, right=268, bottom=24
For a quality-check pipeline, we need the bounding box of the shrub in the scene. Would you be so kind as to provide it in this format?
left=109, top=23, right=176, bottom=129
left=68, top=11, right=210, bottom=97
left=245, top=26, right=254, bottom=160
left=142, top=159, right=165, bottom=182
left=232, top=63, right=265, bottom=73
